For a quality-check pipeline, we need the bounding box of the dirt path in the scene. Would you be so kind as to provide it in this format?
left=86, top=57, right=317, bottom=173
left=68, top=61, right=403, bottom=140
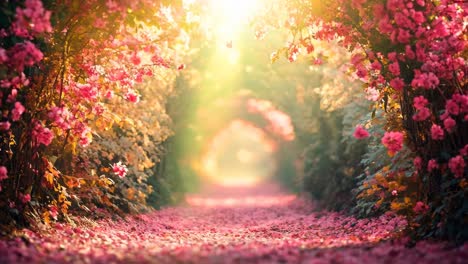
left=1, top=185, right=466, bottom=263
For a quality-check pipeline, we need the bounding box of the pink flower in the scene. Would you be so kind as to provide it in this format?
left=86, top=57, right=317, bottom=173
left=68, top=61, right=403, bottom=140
left=7, top=88, right=18, bottom=102
left=356, top=64, right=369, bottom=80
left=388, top=62, right=400, bottom=76
left=19, top=193, right=31, bottom=204
left=448, top=155, right=465, bottom=178
left=427, top=159, right=438, bottom=172
left=313, top=58, right=323, bottom=65
left=105, top=90, right=114, bottom=99
left=411, top=11, right=425, bottom=25
left=151, top=55, right=170, bottom=68
left=425, top=72, right=440, bottom=89
left=0, top=166, right=8, bottom=181
left=353, top=125, right=370, bottom=139
left=112, top=162, right=128, bottom=178
left=130, top=53, right=141, bottom=66
left=365, top=87, right=380, bottom=101
left=76, top=83, right=98, bottom=100
left=405, top=45, right=415, bottom=60
left=0, top=121, right=11, bottom=131
left=452, top=94, right=467, bottom=113
left=460, top=145, right=468, bottom=156
left=7, top=41, right=44, bottom=72
left=391, top=190, right=398, bottom=196
left=397, top=29, right=411, bottom=43
left=73, top=122, right=92, bottom=147
left=387, top=52, right=397, bottom=62
left=413, top=96, right=428, bottom=109
left=124, top=90, right=140, bottom=103
left=79, top=136, right=91, bottom=147
left=11, top=102, right=26, bottom=121
left=411, top=71, right=439, bottom=89
left=0, top=48, right=8, bottom=63
left=10, top=73, right=30, bottom=88
left=49, top=205, right=59, bottom=220
left=412, top=107, right=431, bottom=121
left=432, top=18, right=449, bottom=38
left=390, top=78, right=405, bottom=91
left=413, top=156, right=422, bottom=171
left=378, top=16, right=393, bottom=34
left=381, top=131, right=404, bottom=155
left=0, top=79, right=11, bottom=88
left=445, top=99, right=460, bottom=115
left=440, top=111, right=450, bottom=121
left=443, top=117, right=456, bottom=132
left=11, top=0, right=52, bottom=38
left=288, top=44, right=299, bottom=62
left=93, top=104, right=105, bottom=116
left=371, top=61, right=382, bottom=71
left=430, top=124, right=444, bottom=140
left=31, top=122, right=54, bottom=146
left=48, top=106, right=72, bottom=130
left=413, top=201, right=429, bottom=214
left=351, top=53, right=365, bottom=65
left=394, top=13, right=412, bottom=29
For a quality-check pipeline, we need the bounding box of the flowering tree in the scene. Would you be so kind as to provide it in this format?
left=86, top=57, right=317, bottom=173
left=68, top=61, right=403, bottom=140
left=253, top=0, right=467, bottom=241
left=0, top=0, right=193, bottom=225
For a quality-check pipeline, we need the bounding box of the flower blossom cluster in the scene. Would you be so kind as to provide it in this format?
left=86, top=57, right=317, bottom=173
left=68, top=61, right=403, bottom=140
left=448, top=155, right=465, bottom=178
left=112, top=162, right=128, bottom=178
left=353, top=125, right=370, bottom=139
left=11, top=0, right=52, bottom=38
left=413, top=201, right=429, bottom=214
left=381, top=131, right=404, bottom=155
left=31, top=121, right=54, bottom=147
left=412, top=96, right=430, bottom=121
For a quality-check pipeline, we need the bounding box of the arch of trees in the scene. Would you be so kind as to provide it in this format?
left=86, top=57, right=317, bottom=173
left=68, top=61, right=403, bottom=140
left=0, top=0, right=466, bottom=243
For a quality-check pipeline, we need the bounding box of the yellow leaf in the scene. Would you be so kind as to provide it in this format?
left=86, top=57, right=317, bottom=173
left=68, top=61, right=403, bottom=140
left=387, top=181, right=399, bottom=191
left=404, top=197, right=411, bottom=205
left=270, top=50, right=280, bottom=64
left=126, top=188, right=136, bottom=200
left=390, top=202, right=403, bottom=211
left=58, top=193, right=67, bottom=203
left=42, top=211, right=51, bottom=225
left=45, top=171, right=54, bottom=185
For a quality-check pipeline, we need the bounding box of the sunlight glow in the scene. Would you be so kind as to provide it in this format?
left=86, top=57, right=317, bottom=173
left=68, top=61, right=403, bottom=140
left=200, top=119, right=277, bottom=187
left=205, top=0, right=263, bottom=45
left=209, top=0, right=260, bottom=26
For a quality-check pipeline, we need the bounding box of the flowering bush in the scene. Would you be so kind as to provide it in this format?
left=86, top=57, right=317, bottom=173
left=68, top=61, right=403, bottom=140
left=0, top=0, right=193, bottom=227
left=253, top=0, right=467, bottom=241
